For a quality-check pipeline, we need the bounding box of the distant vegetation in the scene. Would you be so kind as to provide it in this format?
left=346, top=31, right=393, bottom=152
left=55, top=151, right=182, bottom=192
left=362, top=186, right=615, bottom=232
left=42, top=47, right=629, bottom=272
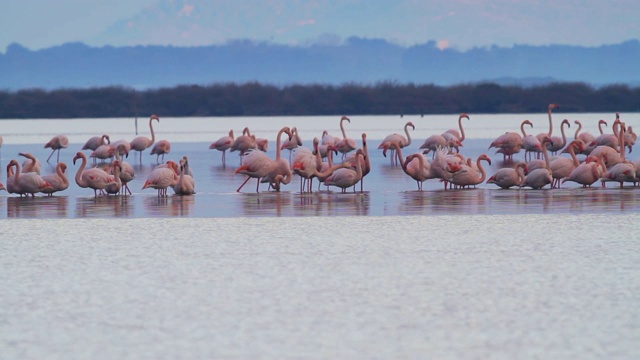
left=0, top=82, right=639, bottom=119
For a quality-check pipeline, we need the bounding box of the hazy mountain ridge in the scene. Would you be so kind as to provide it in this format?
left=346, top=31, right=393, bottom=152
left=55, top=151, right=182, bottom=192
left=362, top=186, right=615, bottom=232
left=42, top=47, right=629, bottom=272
left=1, top=38, right=639, bottom=90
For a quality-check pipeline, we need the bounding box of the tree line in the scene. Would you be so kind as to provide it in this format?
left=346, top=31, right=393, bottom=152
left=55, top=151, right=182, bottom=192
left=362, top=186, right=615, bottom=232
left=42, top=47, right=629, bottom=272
left=0, top=82, right=638, bottom=119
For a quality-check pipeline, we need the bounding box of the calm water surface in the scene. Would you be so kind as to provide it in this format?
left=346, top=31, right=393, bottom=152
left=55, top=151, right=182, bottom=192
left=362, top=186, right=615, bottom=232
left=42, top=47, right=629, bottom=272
left=1, top=114, right=639, bottom=358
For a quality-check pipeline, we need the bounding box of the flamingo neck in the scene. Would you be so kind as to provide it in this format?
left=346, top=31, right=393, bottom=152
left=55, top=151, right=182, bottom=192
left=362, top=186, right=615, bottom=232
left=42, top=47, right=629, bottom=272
left=459, top=115, right=467, bottom=142
left=404, top=124, right=413, bottom=146
left=75, top=155, right=88, bottom=187
left=559, top=121, right=569, bottom=147
left=569, top=144, right=580, bottom=167
left=574, top=121, right=583, bottom=140
left=547, top=107, right=554, bottom=137
left=476, top=158, right=487, bottom=183
left=340, top=118, right=348, bottom=138
left=598, top=120, right=607, bottom=135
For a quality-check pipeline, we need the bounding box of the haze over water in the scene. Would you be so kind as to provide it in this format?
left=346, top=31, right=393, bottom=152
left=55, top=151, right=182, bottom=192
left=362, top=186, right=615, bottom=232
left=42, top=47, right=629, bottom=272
left=1, top=114, right=639, bottom=358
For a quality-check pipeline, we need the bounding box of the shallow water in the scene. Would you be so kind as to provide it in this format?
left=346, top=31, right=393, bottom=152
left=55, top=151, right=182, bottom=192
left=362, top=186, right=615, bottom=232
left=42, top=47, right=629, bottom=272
left=1, top=114, right=639, bottom=358
left=1, top=215, right=639, bottom=359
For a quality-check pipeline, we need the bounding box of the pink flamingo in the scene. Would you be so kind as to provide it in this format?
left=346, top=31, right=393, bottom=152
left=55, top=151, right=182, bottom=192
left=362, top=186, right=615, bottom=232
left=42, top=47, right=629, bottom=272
left=487, top=162, right=528, bottom=189
left=73, top=151, right=117, bottom=196
left=6, top=159, right=52, bottom=197
left=384, top=141, right=435, bottom=191
left=601, top=123, right=636, bottom=188
left=549, top=140, right=584, bottom=188
left=173, top=156, right=196, bottom=195
left=235, top=126, right=291, bottom=193
left=449, top=154, right=492, bottom=189
left=521, top=119, right=542, bottom=161
left=130, top=114, right=159, bottom=163
left=41, top=162, right=70, bottom=196
left=378, top=121, right=415, bottom=165
left=230, top=127, right=258, bottom=158
left=82, top=134, right=110, bottom=151
left=562, top=154, right=606, bottom=187
left=547, top=119, right=571, bottom=155
left=323, top=149, right=365, bottom=193
left=535, top=103, right=560, bottom=143
left=521, top=137, right=552, bottom=189
left=209, top=129, right=235, bottom=166
left=335, top=116, right=357, bottom=159
left=571, top=120, right=596, bottom=154
left=104, top=160, right=123, bottom=196
left=142, top=160, right=179, bottom=196
left=489, top=132, right=523, bottom=162
left=150, top=139, right=171, bottom=163
left=261, top=127, right=294, bottom=191
left=343, top=133, right=370, bottom=192
left=443, top=113, right=470, bottom=145
left=281, top=127, right=303, bottom=163
left=44, top=134, right=69, bottom=163
left=19, top=152, right=41, bottom=174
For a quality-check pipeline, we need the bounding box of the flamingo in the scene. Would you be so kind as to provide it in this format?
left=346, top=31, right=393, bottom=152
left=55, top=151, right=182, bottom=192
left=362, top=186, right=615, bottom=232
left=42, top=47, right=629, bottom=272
left=209, top=129, right=235, bottom=166
left=323, top=149, right=365, bottom=193
left=383, top=141, right=435, bottom=191
left=6, top=159, right=52, bottom=197
left=521, top=119, right=543, bottom=161
left=235, top=126, right=291, bottom=193
left=5, top=161, right=18, bottom=195
left=110, top=139, right=131, bottom=158
left=572, top=120, right=596, bottom=154
left=521, top=138, right=553, bottom=189
left=449, top=154, right=492, bottom=189
left=230, top=127, right=258, bottom=158
left=547, top=140, right=584, bottom=188
left=130, top=114, right=159, bottom=163
left=562, top=154, right=607, bottom=188
left=82, top=134, right=110, bottom=151
left=44, top=134, right=69, bottom=163
left=315, top=144, right=338, bottom=190
left=488, top=132, right=523, bottom=162
left=142, top=160, right=179, bottom=196
left=343, top=133, right=370, bottom=192
left=19, top=152, right=42, bottom=174
left=41, top=162, right=70, bottom=196
left=104, top=160, right=123, bottom=196
left=419, top=134, right=448, bottom=157
left=335, top=116, right=357, bottom=159
left=150, top=139, right=171, bottom=163
left=261, top=127, right=294, bottom=191
left=173, top=156, right=196, bottom=195
left=443, top=113, right=470, bottom=145
left=547, top=119, right=571, bottom=155
left=292, top=139, right=319, bottom=193
left=114, top=144, right=135, bottom=195
left=535, top=103, right=560, bottom=143
left=378, top=121, right=415, bottom=165
left=73, top=151, right=117, bottom=196
left=601, top=123, right=636, bottom=188
left=281, top=127, right=303, bottom=163
left=90, top=143, right=116, bottom=163
left=590, top=117, right=620, bottom=150
left=487, top=162, right=528, bottom=189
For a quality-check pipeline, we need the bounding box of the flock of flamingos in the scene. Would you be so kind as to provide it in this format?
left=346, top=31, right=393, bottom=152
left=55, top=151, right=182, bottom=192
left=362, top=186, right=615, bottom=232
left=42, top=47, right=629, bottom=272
left=0, top=104, right=639, bottom=198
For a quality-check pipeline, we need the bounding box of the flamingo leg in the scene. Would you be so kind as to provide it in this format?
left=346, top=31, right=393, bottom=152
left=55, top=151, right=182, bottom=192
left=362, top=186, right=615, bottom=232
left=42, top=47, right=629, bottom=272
left=236, top=176, right=251, bottom=192
left=46, top=149, right=55, bottom=163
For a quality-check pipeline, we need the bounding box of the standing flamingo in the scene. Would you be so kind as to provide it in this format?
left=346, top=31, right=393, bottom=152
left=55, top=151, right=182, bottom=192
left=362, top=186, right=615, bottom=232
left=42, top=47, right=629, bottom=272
left=173, top=156, right=196, bottom=195
left=441, top=113, right=470, bottom=152
left=571, top=120, right=596, bottom=154
left=19, top=153, right=42, bottom=174
left=82, top=134, right=110, bottom=151
left=104, top=160, right=123, bottom=196
left=487, top=162, right=528, bottom=189
left=261, top=127, right=295, bottom=191
left=209, top=129, right=235, bottom=166
left=601, top=123, right=636, bottom=188
left=6, top=159, right=52, bottom=197
left=535, top=103, right=560, bottom=143
left=521, top=138, right=553, bottom=189
left=44, top=134, right=69, bottom=163
left=488, top=131, right=523, bottom=162
left=546, top=119, right=570, bottom=155
left=562, top=154, right=606, bottom=188
left=142, top=160, right=179, bottom=196
left=549, top=140, right=584, bottom=188
left=150, top=139, right=171, bottom=163
left=235, top=127, right=291, bottom=193
left=378, top=121, right=415, bottom=165
left=323, top=149, right=365, bottom=193
left=521, top=119, right=542, bottom=161
left=230, top=127, right=258, bottom=158
left=281, top=127, right=304, bottom=163
left=73, top=151, right=117, bottom=196
left=130, top=114, right=159, bottom=163
left=383, top=141, right=435, bottom=190
left=335, top=116, right=357, bottom=159
left=449, top=154, right=492, bottom=189
left=41, top=162, right=70, bottom=196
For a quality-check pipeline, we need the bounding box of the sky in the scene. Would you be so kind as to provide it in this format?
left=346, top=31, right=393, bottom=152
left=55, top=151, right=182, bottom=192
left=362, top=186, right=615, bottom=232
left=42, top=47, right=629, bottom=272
left=2, top=0, right=639, bottom=53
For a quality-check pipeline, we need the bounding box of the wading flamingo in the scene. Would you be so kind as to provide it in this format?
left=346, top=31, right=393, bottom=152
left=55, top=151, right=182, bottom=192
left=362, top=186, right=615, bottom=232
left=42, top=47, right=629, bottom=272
left=130, top=114, right=159, bottom=163
left=73, top=151, right=117, bottom=196
left=41, top=162, right=70, bottom=196
left=44, top=134, right=69, bottom=163
left=142, top=160, right=179, bottom=196
left=209, top=129, right=234, bottom=166
left=173, top=156, right=196, bottom=195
